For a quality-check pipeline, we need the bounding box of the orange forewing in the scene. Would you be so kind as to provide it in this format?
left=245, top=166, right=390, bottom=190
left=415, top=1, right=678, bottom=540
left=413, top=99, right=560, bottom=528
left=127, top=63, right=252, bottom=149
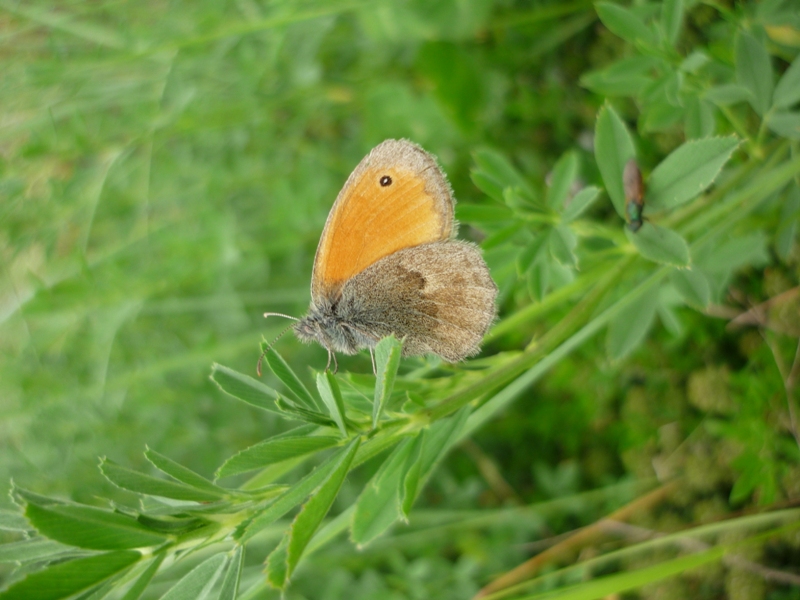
left=311, top=141, right=454, bottom=299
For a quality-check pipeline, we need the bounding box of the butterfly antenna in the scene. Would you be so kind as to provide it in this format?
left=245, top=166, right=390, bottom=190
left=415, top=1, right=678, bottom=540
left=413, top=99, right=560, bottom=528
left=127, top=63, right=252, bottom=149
left=256, top=319, right=297, bottom=377
left=263, top=312, right=300, bottom=321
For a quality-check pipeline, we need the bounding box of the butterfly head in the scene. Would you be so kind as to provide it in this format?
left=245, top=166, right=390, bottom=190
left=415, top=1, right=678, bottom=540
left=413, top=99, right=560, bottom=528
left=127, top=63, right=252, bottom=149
left=295, top=300, right=358, bottom=356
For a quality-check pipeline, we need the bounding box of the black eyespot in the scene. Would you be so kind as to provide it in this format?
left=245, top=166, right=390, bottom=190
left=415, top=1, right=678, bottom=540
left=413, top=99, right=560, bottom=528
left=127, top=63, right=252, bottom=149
left=379, top=175, right=392, bottom=187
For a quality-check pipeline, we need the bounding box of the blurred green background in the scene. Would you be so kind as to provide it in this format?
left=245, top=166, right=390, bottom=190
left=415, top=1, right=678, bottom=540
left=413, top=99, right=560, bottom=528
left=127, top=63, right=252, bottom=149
left=0, top=0, right=602, bottom=498
left=2, top=0, right=800, bottom=597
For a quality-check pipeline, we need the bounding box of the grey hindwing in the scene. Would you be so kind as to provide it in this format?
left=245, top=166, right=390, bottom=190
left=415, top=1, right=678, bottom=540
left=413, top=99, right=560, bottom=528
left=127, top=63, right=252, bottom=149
left=336, top=240, right=497, bottom=361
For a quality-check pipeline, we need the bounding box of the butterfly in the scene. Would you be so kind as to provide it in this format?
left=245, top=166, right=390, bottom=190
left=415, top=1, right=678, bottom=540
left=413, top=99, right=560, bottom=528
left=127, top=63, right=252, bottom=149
left=264, top=139, right=497, bottom=372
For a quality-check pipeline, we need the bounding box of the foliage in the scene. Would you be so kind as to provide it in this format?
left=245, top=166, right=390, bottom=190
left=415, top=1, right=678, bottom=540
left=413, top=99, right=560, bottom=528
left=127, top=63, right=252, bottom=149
left=1, top=0, right=799, bottom=599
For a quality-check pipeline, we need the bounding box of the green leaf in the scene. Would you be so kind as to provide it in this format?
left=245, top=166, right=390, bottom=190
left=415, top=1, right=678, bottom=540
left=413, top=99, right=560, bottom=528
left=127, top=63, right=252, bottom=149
left=661, top=0, right=683, bottom=46
left=562, top=186, right=601, bottom=222
left=0, top=509, right=30, bottom=532
left=210, top=363, right=280, bottom=414
left=419, top=407, right=470, bottom=482
left=236, top=440, right=355, bottom=543
left=23, top=499, right=167, bottom=550
left=730, top=456, right=761, bottom=504
left=595, top=103, right=636, bottom=218
left=516, top=234, right=548, bottom=274
left=528, top=256, right=551, bottom=302
left=456, top=203, right=514, bottom=224
left=135, top=514, right=206, bottom=535
left=774, top=54, right=800, bottom=109
left=766, top=111, right=800, bottom=140
left=607, top=284, right=659, bottom=360
left=580, top=56, right=658, bottom=97
left=658, top=291, right=684, bottom=337
left=216, top=434, right=339, bottom=479
left=373, top=335, right=402, bottom=428
left=735, top=30, right=774, bottom=116
left=120, top=554, right=166, bottom=600
left=685, top=97, right=716, bottom=139
left=481, top=222, right=525, bottom=251
left=776, top=184, right=800, bottom=261
left=546, top=150, right=579, bottom=210
left=265, top=535, right=289, bottom=590
left=279, top=437, right=360, bottom=585
left=0, top=551, right=140, bottom=600
left=704, top=84, right=754, bottom=107
left=697, top=232, right=769, bottom=273
left=351, top=439, right=415, bottom=546
left=680, top=51, right=710, bottom=74
left=472, top=147, right=532, bottom=194
left=647, top=136, right=740, bottom=211
left=217, top=546, right=243, bottom=600
left=263, top=350, right=319, bottom=411
left=627, top=223, right=690, bottom=267
left=416, top=41, right=483, bottom=134
left=316, top=372, right=348, bottom=436
left=100, top=459, right=224, bottom=502
left=596, top=2, right=657, bottom=47
left=160, top=553, right=227, bottom=600
left=640, top=99, right=684, bottom=133
left=519, top=543, right=727, bottom=600
left=671, top=268, right=711, bottom=308
left=470, top=171, right=505, bottom=202
left=0, top=539, right=69, bottom=563
left=401, top=432, right=425, bottom=518
left=274, top=397, right=336, bottom=427
left=549, top=225, right=578, bottom=268
left=144, top=448, right=227, bottom=496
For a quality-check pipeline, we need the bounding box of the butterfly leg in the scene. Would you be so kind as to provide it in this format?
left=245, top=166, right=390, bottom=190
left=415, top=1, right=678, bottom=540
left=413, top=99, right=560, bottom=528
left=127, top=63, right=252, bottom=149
left=325, top=349, right=339, bottom=374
